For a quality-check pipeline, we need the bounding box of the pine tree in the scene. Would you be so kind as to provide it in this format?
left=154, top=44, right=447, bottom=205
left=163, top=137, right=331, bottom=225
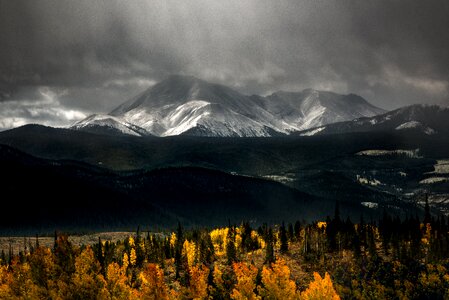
left=294, top=221, right=301, bottom=242
left=280, top=222, right=288, bottom=254
left=175, top=222, right=184, bottom=279
left=287, top=223, right=294, bottom=243
left=0, top=250, right=5, bottom=266
left=226, top=227, right=237, bottom=265
left=265, top=227, right=275, bottom=264
left=35, top=234, right=39, bottom=249
left=424, top=194, right=431, bottom=224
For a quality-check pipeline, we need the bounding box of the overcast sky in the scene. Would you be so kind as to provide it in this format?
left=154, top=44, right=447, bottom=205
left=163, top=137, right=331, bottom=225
left=1, top=0, right=448, bottom=129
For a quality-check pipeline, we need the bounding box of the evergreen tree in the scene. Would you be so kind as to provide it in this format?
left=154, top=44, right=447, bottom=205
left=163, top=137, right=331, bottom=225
left=226, top=227, right=237, bottom=265
left=95, top=237, right=105, bottom=275
left=294, top=221, right=301, bottom=241
left=175, top=222, right=184, bottom=279
left=424, top=193, right=431, bottom=224
left=0, top=250, right=6, bottom=265
left=287, top=223, right=294, bottom=243
left=35, top=234, right=39, bottom=249
left=279, top=222, right=288, bottom=253
left=265, top=227, right=275, bottom=264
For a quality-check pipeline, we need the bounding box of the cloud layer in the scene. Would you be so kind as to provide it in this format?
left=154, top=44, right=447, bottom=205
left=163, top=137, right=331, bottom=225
left=0, top=0, right=448, bottom=129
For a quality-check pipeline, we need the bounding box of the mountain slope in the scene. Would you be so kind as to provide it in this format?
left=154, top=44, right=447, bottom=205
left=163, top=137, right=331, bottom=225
left=110, top=75, right=293, bottom=137
left=261, top=90, right=385, bottom=131
left=74, top=75, right=384, bottom=137
left=298, top=104, right=449, bottom=136
left=71, top=114, right=149, bottom=136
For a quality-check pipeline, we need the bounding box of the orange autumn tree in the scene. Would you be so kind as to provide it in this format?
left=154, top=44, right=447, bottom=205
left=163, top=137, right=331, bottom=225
left=189, top=264, right=210, bottom=299
left=258, top=258, right=297, bottom=300
left=8, top=259, right=43, bottom=299
left=71, top=246, right=109, bottom=299
left=106, top=262, right=135, bottom=300
left=0, top=264, right=12, bottom=298
left=139, top=263, right=173, bottom=300
left=231, top=262, right=260, bottom=300
left=300, top=272, right=340, bottom=300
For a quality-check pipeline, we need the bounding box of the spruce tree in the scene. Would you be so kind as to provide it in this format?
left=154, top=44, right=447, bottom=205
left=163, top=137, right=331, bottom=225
left=424, top=194, right=431, bottom=224
left=265, top=227, right=275, bottom=264
left=280, top=222, right=289, bottom=253
left=287, top=223, right=294, bottom=242
left=226, top=227, right=237, bottom=265
left=175, top=222, right=184, bottom=279
left=294, top=221, right=301, bottom=241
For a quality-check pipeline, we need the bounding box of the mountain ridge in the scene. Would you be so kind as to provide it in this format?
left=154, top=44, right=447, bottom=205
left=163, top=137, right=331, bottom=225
left=297, top=104, right=449, bottom=137
left=73, top=75, right=385, bottom=137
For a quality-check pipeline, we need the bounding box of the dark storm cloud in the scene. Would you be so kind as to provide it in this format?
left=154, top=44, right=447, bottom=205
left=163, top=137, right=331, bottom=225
left=0, top=0, right=448, bottom=128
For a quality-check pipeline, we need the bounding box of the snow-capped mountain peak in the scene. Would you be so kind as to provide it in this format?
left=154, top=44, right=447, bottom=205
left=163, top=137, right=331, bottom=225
left=73, top=75, right=386, bottom=137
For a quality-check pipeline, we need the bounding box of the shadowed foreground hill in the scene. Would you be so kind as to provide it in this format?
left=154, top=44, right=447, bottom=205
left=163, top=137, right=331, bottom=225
left=0, top=145, right=346, bottom=234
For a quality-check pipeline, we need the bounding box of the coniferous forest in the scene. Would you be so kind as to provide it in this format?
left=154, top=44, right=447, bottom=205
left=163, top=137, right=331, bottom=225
left=2, top=203, right=449, bottom=299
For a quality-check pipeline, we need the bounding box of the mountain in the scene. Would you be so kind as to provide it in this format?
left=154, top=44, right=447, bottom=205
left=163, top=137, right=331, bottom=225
left=257, top=89, right=385, bottom=131
left=298, top=104, right=449, bottom=136
left=71, top=114, right=149, bottom=136
left=74, top=75, right=385, bottom=137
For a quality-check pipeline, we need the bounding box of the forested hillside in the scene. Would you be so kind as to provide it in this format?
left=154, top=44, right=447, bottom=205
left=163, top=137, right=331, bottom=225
left=1, top=206, right=449, bottom=299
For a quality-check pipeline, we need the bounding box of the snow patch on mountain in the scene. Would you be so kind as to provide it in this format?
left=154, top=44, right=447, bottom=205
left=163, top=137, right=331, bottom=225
left=300, top=126, right=325, bottom=136
left=395, top=121, right=435, bottom=135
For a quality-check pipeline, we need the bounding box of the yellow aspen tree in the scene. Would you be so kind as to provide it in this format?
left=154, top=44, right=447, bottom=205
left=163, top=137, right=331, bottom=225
left=123, top=252, right=129, bottom=270
left=130, top=248, right=137, bottom=267
left=258, top=258, right=297, bottom=300
left=129, top=236, right=135, bottom=248
left=189, top=264, right=210, bottom=299
left=139, top=263, right=171, bottom=300
left=0, top=264, right=12, bottom=298
left=71, top=246, right=109, bottom=299
left=300, top=272, right=340, bottom=300
left=231, top=262, right=261, bottom=300
left=106, top=262, right=134, bottom=300
left=183, top=240, right=197, bottom=268
left=170, top=232, right=177, bottom=248
left=9, top=261, right=43, bottom=299
left=210, top=228, right=229, bottom=256
left=29, top=246, right=55, bottom=288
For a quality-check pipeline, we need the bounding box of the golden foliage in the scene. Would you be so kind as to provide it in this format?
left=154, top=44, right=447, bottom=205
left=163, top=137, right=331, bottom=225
left=123, top=252, right=129, bottom=270
left=130, top=248, right=137, bottom=267
left=189, top=264, right=210, bottom=300
left=231, top=262, right=261, bottom=300
left=170, top=232, right=177, bottom=248
left=316, top=222, right=327, bottom=230
left=258, top=258, right=297, bottom=300
left=300, top=272, right=340, bottom=300
left=182, top=240, right=197, bottom=268
left=128, top=236, right=135, bottom=248
left=139, top=263, right=172, bottom=300
left=71, top=246, right=109, bottom=299
left=210, top=227, right=229, bottom=256
left=106, top=262, right=133, bottom=300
